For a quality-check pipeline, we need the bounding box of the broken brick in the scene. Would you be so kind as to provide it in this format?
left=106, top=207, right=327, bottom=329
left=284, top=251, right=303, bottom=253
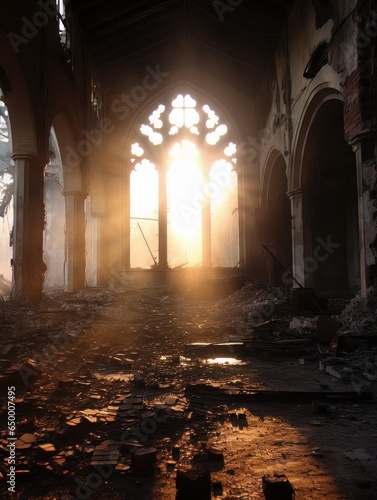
left=207, top=447, right=224, bottom=462
left=262, top=473, right=295, bottom=500
left=316, top=316, right=341, bottom=344
left=312, top=400, right=328, bottom=414
left=176, top=467, right=211, bottom=498
left=0, top=359, right=40, bottom=389
left=132, top=446, right=157, bottom=472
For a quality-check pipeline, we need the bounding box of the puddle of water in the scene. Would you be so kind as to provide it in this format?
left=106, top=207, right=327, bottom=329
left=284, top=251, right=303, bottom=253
left=160, top=355, right=244, bottom=366
left=160, top=355, right=192, bottom=366
left=206, top=357, right=245, bottom=366
left=93, top=372, right=133, bottom=382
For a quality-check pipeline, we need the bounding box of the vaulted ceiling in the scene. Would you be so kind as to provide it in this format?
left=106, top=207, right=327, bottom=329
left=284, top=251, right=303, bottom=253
left=70, top=0, right=294, bottom=95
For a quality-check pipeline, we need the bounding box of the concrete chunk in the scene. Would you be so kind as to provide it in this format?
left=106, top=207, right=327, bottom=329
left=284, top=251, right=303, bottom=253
left=262, top=473, right=295, bottom=500
left=176, top=467, right=211, bottom=498
left=132, top=446, right=157, bottom=472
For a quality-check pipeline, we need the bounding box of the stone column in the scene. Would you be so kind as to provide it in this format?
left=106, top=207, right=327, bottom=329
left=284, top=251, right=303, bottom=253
left=90, top=214, right=105, bottom=286
left=123, top=168, right=131, bottom=270
left=12, top=154, right=46, bottom=302
left=237, top=164, right=246, bottom=269
left=202, top=170, right=211, bottom=268
left=158, top=166, right=168, bottom=269
left=64, top=191, right=86, bottom=291
left=353, top=137, right=377, bottom=298
left=287, top=188, right=313, bottom=288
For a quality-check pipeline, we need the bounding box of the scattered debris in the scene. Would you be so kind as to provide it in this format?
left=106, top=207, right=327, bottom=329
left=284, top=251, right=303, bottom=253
left=0, top=359, right=40, bottom=389
left=15, top=433, right=37, bottom=450
left=0, top=280, right=376, bottom=499
left=90, top=440, right=121, bottom=466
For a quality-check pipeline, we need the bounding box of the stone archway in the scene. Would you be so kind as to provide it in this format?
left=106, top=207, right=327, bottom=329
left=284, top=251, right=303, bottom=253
left=290, top=89, right=359, bottom=291
left=261, top=150, right=292, bottom=285
left=51, top=110, right=86, bottom=292
left=302, top=99, right=359, bottom=290
left=0, top=41, right=45, bottom=301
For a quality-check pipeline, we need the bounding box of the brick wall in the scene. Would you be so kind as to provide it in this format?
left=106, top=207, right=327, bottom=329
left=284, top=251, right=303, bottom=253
left=343, top=56, right=377, bottom=142
left=343, top=0, right=377, bottom=143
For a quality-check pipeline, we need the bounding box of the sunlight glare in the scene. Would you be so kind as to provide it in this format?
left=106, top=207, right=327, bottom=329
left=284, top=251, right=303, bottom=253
left=167, top=140, right=203, bottom=239
left=130, top=159, right=159, bottom=268
left=166, top=140, right=204, bottom=267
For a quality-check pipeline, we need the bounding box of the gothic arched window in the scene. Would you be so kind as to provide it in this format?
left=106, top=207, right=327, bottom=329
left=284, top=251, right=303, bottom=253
left=0, top=95, right=13, bottom=284
left=130, top=93, right=239, bottom=269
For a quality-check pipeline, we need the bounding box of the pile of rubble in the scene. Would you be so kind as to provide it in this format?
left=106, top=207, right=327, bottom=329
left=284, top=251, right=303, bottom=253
left=336, top=287, right=377, bottom=335
left=0, top=277, right=376, bottom=499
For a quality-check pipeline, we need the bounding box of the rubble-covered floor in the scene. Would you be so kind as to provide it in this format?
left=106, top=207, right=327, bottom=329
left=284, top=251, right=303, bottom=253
left=1, top=277, right=377, bottom=499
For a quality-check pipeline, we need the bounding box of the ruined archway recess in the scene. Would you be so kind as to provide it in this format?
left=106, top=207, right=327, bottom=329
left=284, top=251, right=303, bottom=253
left=52, top=109, right=84, bottom=194
left=290, top=84, right=343, bottom=192
left=260, top=149, right=292, bottom=285
left=0, top=34, right=48, bottom=301
left=51, top=109, right=88, bottom=292
left=0, top=32, right=38, bottom=156
left=290, top=84, right=359, bottom=291
left=261, top=148, right=287, bottom=213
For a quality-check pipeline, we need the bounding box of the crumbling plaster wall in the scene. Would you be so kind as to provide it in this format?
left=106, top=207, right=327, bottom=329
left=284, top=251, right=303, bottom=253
left=258, top=0, right=377, bottom=292
left=337, top=0, right=377, bottom=287
left=258, top=0, right=354, bottom=187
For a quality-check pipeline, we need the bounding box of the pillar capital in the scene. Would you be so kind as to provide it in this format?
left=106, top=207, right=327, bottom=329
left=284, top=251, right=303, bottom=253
left=12, top=154, right=49, bottom=166
left=286, top=187, right=312, bottom=200
left=63, top=190, right=87, bottom=198
left=348, top=130, right=376, bottom=148
left=90, top=211, right=106, bottom=218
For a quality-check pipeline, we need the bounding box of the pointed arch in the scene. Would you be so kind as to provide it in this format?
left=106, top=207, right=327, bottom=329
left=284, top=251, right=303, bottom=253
left=290, top=83, right=343, bottom=192
left=52, top=109, right=84, bottom=193
left=126, top=88, right=240, bottom=269
left=121, top=79, right=244, bottom=152
left=0, top=32, right=38, bottom=155
left=261, top=147, right=287, bottom=213
left=260, top=148, right=292, bottom=285
left=289, top=83, right=359, bottom=290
